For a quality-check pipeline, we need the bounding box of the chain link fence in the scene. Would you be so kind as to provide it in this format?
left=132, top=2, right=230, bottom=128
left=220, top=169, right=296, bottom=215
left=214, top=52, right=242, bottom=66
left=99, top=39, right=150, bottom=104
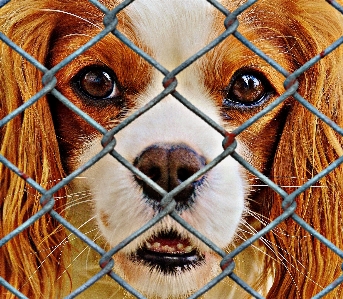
left=1, top=0, right=343, bottom=298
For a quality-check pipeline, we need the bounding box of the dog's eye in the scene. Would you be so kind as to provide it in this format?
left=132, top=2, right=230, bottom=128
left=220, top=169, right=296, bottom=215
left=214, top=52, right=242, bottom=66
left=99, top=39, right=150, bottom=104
left=74, top=66, right=121, bottom=100
left=223, top=71, right=273, bottom=107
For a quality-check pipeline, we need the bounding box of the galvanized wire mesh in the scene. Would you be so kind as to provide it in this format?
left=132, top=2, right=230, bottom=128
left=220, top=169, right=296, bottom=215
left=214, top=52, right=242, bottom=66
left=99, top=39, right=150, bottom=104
left=1, top=0, right=343, bottom=298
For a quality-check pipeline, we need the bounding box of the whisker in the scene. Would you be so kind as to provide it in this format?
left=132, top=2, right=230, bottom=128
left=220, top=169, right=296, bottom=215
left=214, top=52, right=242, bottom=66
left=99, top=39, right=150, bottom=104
left=247, top=176, right=327, bottom=188
left=238, top=217, right=325, bottom=291
left=40, top=9, right=102, bottom=29
left=250, top=184, right=326, bottom=188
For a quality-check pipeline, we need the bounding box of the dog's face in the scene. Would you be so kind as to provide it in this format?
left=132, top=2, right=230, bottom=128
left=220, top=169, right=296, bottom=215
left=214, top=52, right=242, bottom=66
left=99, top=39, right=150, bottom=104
left=48, top=0, right=293, bottom=296
left=30, top=0, right=341, bottom=297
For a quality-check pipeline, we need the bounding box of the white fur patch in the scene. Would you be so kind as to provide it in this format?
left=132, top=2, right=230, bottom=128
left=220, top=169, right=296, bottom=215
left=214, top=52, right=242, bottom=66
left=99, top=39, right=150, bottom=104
left=125, top=0, right=216, bottom=69
left=74, top=0, right=249, bottom=297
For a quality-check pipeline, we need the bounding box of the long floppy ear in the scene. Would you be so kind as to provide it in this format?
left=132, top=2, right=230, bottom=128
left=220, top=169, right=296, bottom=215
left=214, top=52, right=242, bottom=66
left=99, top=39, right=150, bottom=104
left=0, top=4, right=70, bottom=298
left=262, top=3, right=343, bottom=298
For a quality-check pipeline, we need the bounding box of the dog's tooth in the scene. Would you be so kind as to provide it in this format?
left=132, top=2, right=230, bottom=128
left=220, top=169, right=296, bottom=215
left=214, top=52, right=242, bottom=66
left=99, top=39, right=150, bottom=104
left=184, top=246, right=193, bottom=253
left=152, top=242, right=161, bottom=249
left=146, top=242, right=152, bottom=249
left=162, top=245, right=173, bottom=252
left=177, top=243, right=184, bottom=250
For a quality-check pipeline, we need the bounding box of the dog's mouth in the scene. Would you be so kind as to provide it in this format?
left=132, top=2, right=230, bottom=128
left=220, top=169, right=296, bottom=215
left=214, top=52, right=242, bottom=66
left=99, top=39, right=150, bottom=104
left=132, top=230, right=204, bottom=274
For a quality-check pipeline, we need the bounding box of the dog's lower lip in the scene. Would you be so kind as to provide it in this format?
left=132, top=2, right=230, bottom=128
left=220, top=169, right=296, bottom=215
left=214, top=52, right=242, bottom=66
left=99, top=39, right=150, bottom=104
left=135, top=247, right=203, bottom=270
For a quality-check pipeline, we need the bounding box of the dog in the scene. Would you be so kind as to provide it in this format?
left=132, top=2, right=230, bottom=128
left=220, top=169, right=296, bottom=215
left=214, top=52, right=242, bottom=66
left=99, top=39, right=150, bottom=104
left=1, top=0, right=343, bottom=298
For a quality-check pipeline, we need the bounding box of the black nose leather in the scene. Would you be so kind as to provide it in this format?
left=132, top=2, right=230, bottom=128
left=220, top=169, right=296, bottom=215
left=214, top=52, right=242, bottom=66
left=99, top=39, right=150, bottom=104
left=134, top=144, right=206, bottom=207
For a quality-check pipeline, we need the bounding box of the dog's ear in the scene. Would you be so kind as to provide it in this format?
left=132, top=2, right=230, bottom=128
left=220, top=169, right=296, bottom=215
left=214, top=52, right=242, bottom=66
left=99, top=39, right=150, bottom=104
left=0, top=4, right=70, bottom=297
left=261, top=4, right=343, bottom=298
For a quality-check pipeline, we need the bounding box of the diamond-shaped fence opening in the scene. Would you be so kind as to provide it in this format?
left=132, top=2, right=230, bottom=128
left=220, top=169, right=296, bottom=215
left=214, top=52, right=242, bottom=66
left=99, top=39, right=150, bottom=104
left=1, top=0, right=343, bottom=298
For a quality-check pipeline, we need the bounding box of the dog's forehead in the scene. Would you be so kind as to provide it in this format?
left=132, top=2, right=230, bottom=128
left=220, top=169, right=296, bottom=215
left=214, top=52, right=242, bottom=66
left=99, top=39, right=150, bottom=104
left=123, top=0, right=216, bottom=68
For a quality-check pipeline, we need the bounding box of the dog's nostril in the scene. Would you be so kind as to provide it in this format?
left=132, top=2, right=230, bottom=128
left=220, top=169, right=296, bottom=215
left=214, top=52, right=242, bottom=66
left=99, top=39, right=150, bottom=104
left=177, top=168, right=193, bottom=183
left=134, top=144, right=206, bottom=207
left=147, top=167, right=162, bottom=181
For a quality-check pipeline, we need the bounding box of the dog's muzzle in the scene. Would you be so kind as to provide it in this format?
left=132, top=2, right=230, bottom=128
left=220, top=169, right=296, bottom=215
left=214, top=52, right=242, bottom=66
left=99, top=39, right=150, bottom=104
left=132, top=144, right=207, bottom=272
left=134, top=143, right=207, bottom=211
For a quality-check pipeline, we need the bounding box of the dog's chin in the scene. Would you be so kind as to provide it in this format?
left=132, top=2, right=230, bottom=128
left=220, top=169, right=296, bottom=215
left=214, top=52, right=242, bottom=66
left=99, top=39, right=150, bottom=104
left=116, top=254, right=220, bottom=299
left=114, top=230, right=222, bottom=298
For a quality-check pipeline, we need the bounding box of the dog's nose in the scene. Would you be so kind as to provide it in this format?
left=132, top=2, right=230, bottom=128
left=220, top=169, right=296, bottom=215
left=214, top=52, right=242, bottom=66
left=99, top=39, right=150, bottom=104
left=134, top=144, right=206, bottom=205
